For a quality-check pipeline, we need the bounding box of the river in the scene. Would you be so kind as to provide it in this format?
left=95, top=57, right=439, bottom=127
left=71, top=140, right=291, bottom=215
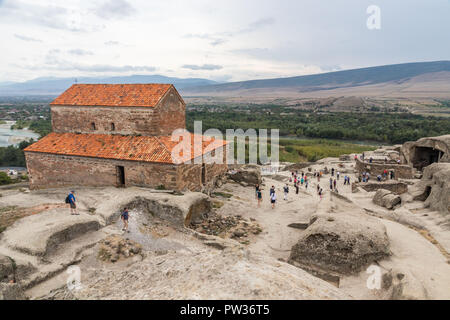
left=0, top=121, right=40, bottom=147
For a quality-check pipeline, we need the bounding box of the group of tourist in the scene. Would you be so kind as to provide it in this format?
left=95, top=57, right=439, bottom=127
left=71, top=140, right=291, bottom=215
left=343, top=175, right=351, bottom=185
left=256, top=165, right=357, bottom=208
left=359, top=172, right=370, bottom=182
left=291, top=171, right=309, bottom=191
left=329, top=177, right=338, bottom=192
left=360, top=169, right=395, bottom=183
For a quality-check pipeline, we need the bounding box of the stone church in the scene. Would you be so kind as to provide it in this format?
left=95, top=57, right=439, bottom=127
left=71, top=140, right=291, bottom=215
left=24, top=84, right=228, bottom=191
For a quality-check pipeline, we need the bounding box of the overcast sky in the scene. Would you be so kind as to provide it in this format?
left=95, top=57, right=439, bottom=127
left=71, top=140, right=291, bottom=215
left=1, top=0, right=449, bottom=83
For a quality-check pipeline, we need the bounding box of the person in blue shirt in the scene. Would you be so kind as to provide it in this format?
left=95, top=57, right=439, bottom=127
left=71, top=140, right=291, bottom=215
left=68, top=190, right=78, bottom=215
left=121, top=208, right=129, bottom=232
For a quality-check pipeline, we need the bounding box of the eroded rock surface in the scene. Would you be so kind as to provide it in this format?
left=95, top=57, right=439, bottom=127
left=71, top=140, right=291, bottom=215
left=125, top=193, right=212, bottom=227
left=289, top=212, right=390, bottom=275
left=228, top=169, right=262, bottom=186
left=422, top=163, right=450, bottom=215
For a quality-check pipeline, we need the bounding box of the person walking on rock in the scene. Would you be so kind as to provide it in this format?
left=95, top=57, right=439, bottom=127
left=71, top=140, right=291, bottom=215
left=270, top=185, right=275, bottom=197
left=271, top=192, right=277, bottom=209
left=257, top=188, right=262, bottom=208
left=283, top=184, right=289, bottom=200
left=121, top=208, right=129, bottom=232
left=67, top=190, right=78, bottom=215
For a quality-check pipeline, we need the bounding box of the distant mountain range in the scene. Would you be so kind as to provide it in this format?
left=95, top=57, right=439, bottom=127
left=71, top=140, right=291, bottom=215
left=1, top=61, right=449, bottom=98
left=181, top=61, right=450, bottom=99
left=0, top=75, right=220, bottom=96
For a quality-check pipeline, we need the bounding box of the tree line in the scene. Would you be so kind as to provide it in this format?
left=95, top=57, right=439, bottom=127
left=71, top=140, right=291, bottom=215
left=186, top=107, right=450, bottom=144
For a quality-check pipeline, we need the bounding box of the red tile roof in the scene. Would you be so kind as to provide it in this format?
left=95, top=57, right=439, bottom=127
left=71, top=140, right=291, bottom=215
left=24, top=132, right=227, bottom=164
left=50, top=84, right=173, bottom=107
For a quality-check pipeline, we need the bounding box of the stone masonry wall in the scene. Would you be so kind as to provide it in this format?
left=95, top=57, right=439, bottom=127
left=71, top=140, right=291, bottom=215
left=153, top=86, right=186, bottom=135
left=176, top=145, right=228, bottom=191
left=355, top=158, right=415, bottom=179
left=51, top=106, right=159, bottom=136
left=51, top=87, right=185, bottom=136
left=177, top=164, right=202, bottom=191
left=357, top=181, right=408, bottom=195
left=25, top=152, right=179, bottom=190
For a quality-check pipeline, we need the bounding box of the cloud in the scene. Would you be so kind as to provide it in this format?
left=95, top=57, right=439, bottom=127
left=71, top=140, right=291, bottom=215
left=182, top=64, right=223, bottom=71
left=320, top=65, right=343, bottom=72
left=19, top=50, right=156, bottom=74
left=104, top=41, right=120, bottom=46
left=232, top=48, right=270, bottom=58
left=210, top=38, right=227, bottom=46
left=240, top=17, right=275, bottom=33
left=27, top=61, right=157, bottom=73
left=0, top=1, right=102, bottom=32
left=93, top=0, right=136, bottom=20
left=183, top=33, right=226, bottom=47
left=183, top=17, right=274, bottom=46
left=68, top=64, right=156, bottom=73
left=68, top=49, right=94, bottom=56
left=14, top=34, right=42, bottom=42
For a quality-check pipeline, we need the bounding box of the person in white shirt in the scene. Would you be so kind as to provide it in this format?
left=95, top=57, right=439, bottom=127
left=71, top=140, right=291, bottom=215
left=271, top=192, right=277, bottom=209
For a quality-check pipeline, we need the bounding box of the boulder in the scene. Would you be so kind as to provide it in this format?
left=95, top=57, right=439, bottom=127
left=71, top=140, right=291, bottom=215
left=373, top=189, right=391, bottom=205
left=228, top=169, right=262, bottom=185
left=383, top=194, right=402, bottom=209
left=373, top=189, right=401, bottom=210
left=289, top=212, right=390, bottom=275
left=125, top=192, right=212, bottom=227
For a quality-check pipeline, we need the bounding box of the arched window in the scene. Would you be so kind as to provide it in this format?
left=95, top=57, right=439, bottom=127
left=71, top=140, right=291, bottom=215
left=111, top=123, right=115, bottom=131
left=91, top=122, right=96, bottom=130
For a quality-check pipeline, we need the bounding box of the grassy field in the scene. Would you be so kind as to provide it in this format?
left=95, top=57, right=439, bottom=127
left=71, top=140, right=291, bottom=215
left=231, top=137, right=377, bottom=163
left=278, top=138, right=377, bottom=162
